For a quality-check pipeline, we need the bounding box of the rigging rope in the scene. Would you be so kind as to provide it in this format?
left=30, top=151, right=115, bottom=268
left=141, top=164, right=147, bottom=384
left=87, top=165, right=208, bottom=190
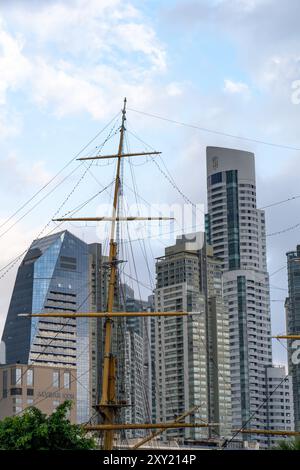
left=128, top=107, right=300, bottom=152
left=0, top=111, right=121, bottom=233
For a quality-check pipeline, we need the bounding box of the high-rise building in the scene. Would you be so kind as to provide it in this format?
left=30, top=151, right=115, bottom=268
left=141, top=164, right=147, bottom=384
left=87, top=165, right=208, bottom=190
left=286, top=245, right=300, bottom=431
left=120, top=283, right=151, bottom=437
left=154, top=234, right=208, bottom=442
left=0, top=342, right=5, bottom=364
left=1, top=230, right=104, bottom=424
left=206, top=147, right=272, bottom=445
left=265, top=365, right=294, bottom=447
left=88, top=243, right=104, bottom=418
left=124, top=329, right=146, bottom=437
left=205, top=245, right=232, bottom=438
left=154, top=233, right=232, bottom=441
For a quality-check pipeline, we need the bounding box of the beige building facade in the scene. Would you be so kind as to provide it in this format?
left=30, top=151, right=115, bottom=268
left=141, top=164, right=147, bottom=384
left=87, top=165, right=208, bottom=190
left=0, top=364, right=77, bottom=423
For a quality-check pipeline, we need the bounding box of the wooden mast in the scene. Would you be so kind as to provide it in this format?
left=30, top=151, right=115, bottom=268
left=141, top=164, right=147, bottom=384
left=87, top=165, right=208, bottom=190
left=19, top=99, right=205, bottom=450
left=99, top=97, right=127, bottom=450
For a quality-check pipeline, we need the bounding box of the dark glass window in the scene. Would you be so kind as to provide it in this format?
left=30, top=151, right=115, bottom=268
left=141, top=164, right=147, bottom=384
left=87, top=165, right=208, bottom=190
left=2, top=370, right=7, bottom=399
left=226, top=170, right=240, bottom=269
left=226, top=170, right=238, bottom=184
left=205, top=214, right=211, bottom=245
left=211, top=172, right=222, bottom=185
left=60, top=256, right=77, bottom=271
left=10, top=388, right=22, bottom=396
left=27, top=388, right=34, bottom=396
left=11, top=367, right=22, bottom=386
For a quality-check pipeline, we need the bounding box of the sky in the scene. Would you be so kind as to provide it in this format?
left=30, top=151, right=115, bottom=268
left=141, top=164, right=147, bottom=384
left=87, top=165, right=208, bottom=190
left=0, top=0, right=300, bottom=365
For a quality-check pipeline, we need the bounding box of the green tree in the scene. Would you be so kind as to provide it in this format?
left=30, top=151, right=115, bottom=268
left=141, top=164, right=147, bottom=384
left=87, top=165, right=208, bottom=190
left=0, top=400, right=96, bottom=450
left=276, top=438, right=300, bottom=450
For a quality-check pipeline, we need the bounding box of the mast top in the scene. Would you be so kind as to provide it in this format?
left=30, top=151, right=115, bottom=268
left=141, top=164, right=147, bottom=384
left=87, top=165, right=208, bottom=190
left=122, top=97, right=127, bottom=116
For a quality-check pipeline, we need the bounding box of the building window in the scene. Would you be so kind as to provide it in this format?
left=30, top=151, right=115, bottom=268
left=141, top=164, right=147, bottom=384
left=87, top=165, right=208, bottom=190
left=12, top=398, right=22, bottom=414
left=16, top=367, right=22, bottom=385
left=27, top=399, right=34, bottom=406
left=2, top=370, right=7, bottom=399
left=27, top=369, right=33, bottom=387
left=226, top=170, right=240, bottom=270
left=53, top=400, right=60, bottom=410
left=27, top=388, right=34, bottom=396
left=10, top=388, right=22, bottom=396
left=11, top=367, right=22, bottom=386
left=53, top=371, right=60, bottom=388
left=13, top=406, right=22, bottom=415
left=211, top=172, right=223, bottom=185
left=63, top=372, right=70, bottom=390
left=60, top=256, right=77, bottom=271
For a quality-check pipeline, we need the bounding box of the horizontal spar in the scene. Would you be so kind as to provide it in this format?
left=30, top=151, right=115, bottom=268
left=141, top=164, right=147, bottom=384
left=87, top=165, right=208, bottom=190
left=84, top=423, right=218, bottom=431
left=234, top=429, right=300, bottom=437
left=53, top=216, right=174, bottom=222
left=273, top=335, right=300, bottom=340
left=18, top=312, right=188, bottom=318
left=77, top=151, right=161, bottom=161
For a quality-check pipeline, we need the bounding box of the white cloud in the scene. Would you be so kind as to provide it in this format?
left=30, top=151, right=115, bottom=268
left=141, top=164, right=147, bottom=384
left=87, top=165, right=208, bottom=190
left=0, top=18, right=30, bottom=139
left=224, top=79, right=249, bottom=94
left=31, top=59, right=107, bottom=119
left=166, top=82, right=184, bottom=96
left=7, top=0, right=166, bottom=73
left=0, top=219, right=40, bottom=338
left=0, top=0, right=167, bottom=121
left=113, top=22, right=166, bottom=72
left=0, top=153, right=52, bottom=190
left=0, top=110, right=21, bottom=139
left=10, top=0, right=138, bottom=55
left=226, top=0, right=268, bottom=13
left=0, top=18, right=31, bottom=105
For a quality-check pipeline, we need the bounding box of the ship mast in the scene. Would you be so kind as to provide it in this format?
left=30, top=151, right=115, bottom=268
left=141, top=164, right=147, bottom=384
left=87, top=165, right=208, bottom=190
left=20, top=98, right=216, bottom=450
left=99, top=97, right=127, bottom=449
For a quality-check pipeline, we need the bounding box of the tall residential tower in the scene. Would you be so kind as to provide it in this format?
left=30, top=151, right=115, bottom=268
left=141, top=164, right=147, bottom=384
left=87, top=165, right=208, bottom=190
left=206, top=147, right=272, bottom=444
left=154, top=233, right=232, bottom=441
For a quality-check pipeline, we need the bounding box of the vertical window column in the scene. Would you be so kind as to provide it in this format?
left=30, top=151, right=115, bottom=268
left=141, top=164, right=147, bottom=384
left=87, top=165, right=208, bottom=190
left=237, top=275, right=250, bottom=428
left=226, top=170, right=240, bottom=270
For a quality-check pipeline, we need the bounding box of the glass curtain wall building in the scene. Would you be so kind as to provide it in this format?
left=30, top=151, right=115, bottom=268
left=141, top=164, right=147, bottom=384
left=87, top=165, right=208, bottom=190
left=1, top=230, right=102, bottom=424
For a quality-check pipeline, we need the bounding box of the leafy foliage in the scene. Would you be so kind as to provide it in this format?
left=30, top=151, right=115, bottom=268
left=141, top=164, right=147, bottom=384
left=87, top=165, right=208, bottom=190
left=275, top=438, right=300, bottom=450
left=0, top=400, right=96, bottom=450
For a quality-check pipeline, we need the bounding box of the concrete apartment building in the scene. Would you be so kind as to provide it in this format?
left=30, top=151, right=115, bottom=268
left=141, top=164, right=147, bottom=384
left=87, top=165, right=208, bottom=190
left=124, top=329, right=146, bottom=438
left=121, top=283, right=152, bottom=437
left=206, top=147, right=272, bottom=446
left=0, top=363, right=77, bottom=423
left=154, top=233, right=232, bottom=441
left=285, top=245, right=300, bottom=431
left=205, top=245, right=232, bottom=438
left=265, top=365, right=294, bottom=447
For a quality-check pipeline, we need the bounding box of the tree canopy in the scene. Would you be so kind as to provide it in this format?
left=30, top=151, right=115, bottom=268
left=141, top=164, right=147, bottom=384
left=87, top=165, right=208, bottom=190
left=0, top=400, right=96, bottom=450
left=275, top=438, right=300, bottom=450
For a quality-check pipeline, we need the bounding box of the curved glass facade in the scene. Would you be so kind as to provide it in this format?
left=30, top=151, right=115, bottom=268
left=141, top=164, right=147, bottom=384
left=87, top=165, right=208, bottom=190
left=2, top=230, right=91, bottom=423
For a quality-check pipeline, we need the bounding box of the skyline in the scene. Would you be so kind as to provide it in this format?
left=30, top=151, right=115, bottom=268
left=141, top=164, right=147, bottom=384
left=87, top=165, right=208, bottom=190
left=1, top=1, right=300, bottom=367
